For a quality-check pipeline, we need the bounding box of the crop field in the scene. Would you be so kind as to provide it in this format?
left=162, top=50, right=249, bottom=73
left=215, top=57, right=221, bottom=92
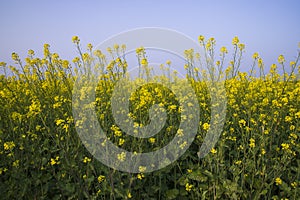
left=0, top=36, right=299, bottom=199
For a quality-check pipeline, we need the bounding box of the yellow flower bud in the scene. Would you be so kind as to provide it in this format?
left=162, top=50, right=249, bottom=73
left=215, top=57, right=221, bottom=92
left=72, top=36, right=80, bottom=44
left=198, top=35, right=205, bottom=42
left=220, top=46, right=228, bottom=54
left=278, top=55, right=285, bottom=64
left=232, top=36, right=239, bottom=45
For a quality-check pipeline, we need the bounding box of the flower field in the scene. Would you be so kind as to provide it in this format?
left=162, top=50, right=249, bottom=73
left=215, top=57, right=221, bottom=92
left=0, top=36, right=299, bottom=199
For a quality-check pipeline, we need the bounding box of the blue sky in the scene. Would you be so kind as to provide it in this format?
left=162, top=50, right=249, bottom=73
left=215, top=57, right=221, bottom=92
left=0, top=0, right=299, bottom=73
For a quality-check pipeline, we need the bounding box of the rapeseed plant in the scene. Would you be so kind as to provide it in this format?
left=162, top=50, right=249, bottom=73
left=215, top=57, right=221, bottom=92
left=0, top=35, right=299, bottom=199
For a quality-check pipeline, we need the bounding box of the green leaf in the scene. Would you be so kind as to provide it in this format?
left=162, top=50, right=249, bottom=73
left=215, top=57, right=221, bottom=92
left=260, top=189, right=268, bottom=195
left=65, top=183, right=75, bottom=193
left=203, top=170, right=213, bottom=178
left=165, top=189, right=179, bottom=199
left=178, top=177, right=188, bottom=186
left=188, top=170, right=208, bottom=182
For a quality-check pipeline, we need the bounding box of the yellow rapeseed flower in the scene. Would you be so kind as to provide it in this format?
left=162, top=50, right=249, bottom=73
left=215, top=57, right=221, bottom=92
left=202, top=123, right=210, bottom=131
left=4, top=141, right=15, bottom=151
left=72, top=36, right=80, bottom=44
left=83, top=156, right=91, bottom=163
left=72, top=57, right=80, bottom=63
left=87, top=43, right=93, bottom=51
left=210, top=148, right=217, bottom=154
left=136, top=47, right=145, bottom=55
left=0, top=168, right=8, bottom=175
left=50, top=156, right=60, bottom=166
left=290, top=61, right=296, bottom=67
left=28, top=49, right=35, bottom=56
left=177, top=129, right=184, bottom=137
left=232, top=36, right=239, bottom=45
left=238, top=43, right=245, bottom=50
left=198, top=35, right=205, bottom=42
left=291, top=182, right=297, bottom=188
left=235, top=160, right=242, bottom=165
left=117, top=152, right=126, bottom=162
left=289, top=133, right=297, bottom=139
left=138, top=166, right=146, bottom=173
left=275, top=177, right=282, bottom=185
left=11, top=52, right=19, bottom=61
left=137, top=173, right=144, bottom=180
left=12, top=160, right=19, bottom=167
left=168, top=105, right=177, bottom=111
left=239, top=119, right=246, bottom=126
left=220, top=46, right=228, bottom=54
left=148, top=137, right=156, bottom=144
left=97, top=175, right=105, bottom=183
left=55, top=119, right=65, bottom=126
left=281, top=143, right=290, bottom=151
left=249, top=138, right=255, bottom=148
left=127, top=192, right=132, bottom=199
left=252, top=52, right=259, bottom=59
left=0, top=61, right=6, bottom=67
left=185, top=183, right=193, bottom=192
left=141, top=58, right=148, bottom=66
left=179, top=141, right=187, bottom=150
left=118, top=138, right=125, bottom=146
left=285, top=116, right=292, bottom=122
left=206, top=42, right=211, bottom=50
left=289, top=125, right=295, bottom=131
left=278, top=55, right=285, bottom=64
left=258, top=58, right=263, bottom=68
left=50, top=158, right=56, bottom=166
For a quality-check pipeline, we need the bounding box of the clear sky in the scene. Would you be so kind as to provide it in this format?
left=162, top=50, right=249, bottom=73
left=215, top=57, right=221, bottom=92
left=0, top=0, right=299, bottom=73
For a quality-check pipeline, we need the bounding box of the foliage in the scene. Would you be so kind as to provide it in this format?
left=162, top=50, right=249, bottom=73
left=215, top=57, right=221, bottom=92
left=0, top=36, right=299, bottom=199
